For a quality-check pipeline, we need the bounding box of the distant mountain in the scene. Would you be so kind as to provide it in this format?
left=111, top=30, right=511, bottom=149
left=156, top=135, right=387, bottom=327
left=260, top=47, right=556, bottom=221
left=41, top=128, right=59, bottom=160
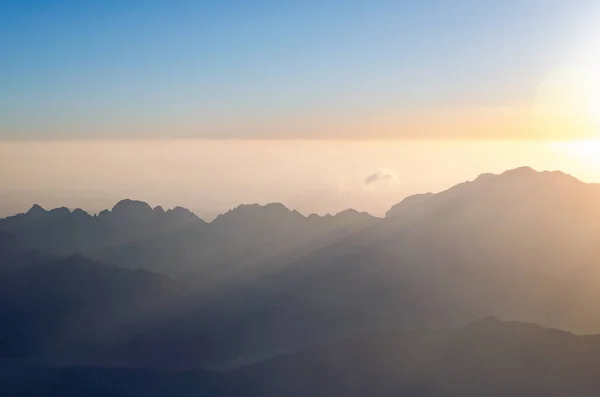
left=5, top=319, right=600, bottom=397
left=0, top=199, right=204, bottom=256
left=0, top=200, right=377, bottom=276
left=143, top=166, right=600, bottom=364
left=0, top=231, right=56, bottom=270
left=97, top=203, right=378, bottom=275
left=385, top=192, right=434, bottom=217
left=239, top=167, right=600, bottom=336
left=4, top=166, right=600, bottom=371
left=0, top=251, right=183, bottom=359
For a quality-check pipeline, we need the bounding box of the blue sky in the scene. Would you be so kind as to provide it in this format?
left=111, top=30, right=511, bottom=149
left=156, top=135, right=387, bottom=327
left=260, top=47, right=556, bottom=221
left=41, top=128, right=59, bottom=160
left=1, top=0, right=598, bottom=140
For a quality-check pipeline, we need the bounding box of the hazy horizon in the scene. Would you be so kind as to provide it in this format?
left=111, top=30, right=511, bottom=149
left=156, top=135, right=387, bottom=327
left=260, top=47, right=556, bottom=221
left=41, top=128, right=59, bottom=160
left=4, top=1, right=600, bottom=220
left=4, top=1, right=600, bottom=222
left=2, top=139, right=600, bottom=218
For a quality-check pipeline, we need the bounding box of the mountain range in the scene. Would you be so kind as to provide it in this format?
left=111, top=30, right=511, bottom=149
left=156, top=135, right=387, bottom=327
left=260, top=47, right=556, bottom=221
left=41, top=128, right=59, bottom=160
left=2, top=166, right=600, bottom=396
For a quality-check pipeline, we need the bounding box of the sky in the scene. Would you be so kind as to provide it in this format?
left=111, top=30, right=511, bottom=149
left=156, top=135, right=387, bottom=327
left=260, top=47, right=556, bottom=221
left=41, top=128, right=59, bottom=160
left=2, top=1, right=600, bottom=217
left=2, top=139, right=600, bottom=218
left=3, top=0, right=600, bottom=140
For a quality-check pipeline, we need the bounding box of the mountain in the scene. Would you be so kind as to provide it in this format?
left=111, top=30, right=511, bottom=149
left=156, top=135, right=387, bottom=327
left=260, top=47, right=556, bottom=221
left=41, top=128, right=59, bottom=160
left=213, top=318, right=600, bottom=397
left=3, top=166, right=600, bottom=369
left=0, top=231, right=18, bottom=257
left=280, top=168, right=600, bottom=329
left=385, top=192, right=434, bottom=217
left=0, top=199, right=204, bottom=256
left=142, top=167, right=600, bottom=364
left=0, top=200, right=377, bottom=276
left=0, top=231, right=56, bottom=270
left=0, top=252, right=183, bottom=359
left=5, top=319, right=600, bottom=397
left=97, top=203, right=378, bottom=275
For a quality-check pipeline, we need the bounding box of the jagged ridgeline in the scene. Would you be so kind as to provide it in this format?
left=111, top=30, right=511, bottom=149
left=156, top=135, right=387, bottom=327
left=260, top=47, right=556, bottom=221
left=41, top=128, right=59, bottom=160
left=2, top=167, right=600, bottom=396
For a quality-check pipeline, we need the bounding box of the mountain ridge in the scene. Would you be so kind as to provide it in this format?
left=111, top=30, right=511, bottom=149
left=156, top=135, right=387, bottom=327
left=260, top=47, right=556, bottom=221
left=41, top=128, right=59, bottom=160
left=6, top=166, right=594, bottom=226
left=5, top=318, right=600, bottom=397
left=4, top=166, right=600, bottom=389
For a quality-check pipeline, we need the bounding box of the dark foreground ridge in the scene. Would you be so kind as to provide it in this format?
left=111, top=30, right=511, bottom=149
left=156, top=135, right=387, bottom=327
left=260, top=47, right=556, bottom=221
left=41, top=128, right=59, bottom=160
left=3, top=318, right=600, bottom=397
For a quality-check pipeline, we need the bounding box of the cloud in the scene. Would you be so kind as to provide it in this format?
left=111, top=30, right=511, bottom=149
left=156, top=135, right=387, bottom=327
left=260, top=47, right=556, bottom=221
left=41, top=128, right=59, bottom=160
left=364, top=170, right=396, bottom=186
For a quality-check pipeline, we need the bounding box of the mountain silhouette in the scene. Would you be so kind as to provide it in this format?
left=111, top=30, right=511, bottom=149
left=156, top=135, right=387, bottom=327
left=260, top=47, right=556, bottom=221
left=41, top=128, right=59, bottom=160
left=3, top=167, right=600, bottom=373
left=123, top=166, right=600, bottom=365
left=97, top=202, right=378, bottom=275
left=5, top=319, right=600, bottom=397
left=0, top=251, right=183, bottom=359
left=0, top=199, right=204, bottom=256
left=385, top=192, right=434, bottom=217
left=244, top=167, right=600, bottom=332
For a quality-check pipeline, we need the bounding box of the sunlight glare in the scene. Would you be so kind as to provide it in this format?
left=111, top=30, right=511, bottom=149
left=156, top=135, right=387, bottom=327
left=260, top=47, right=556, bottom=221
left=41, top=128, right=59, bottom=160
left=551, top=140, right=600, bottom=168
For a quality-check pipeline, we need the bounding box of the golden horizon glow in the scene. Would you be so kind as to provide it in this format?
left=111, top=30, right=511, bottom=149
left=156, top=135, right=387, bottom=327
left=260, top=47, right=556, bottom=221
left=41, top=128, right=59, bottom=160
left=551, top=140, right=600, bottom=168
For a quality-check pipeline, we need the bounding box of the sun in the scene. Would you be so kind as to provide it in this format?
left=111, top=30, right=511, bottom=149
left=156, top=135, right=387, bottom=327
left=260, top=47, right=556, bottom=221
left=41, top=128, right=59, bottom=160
left=551, top=140, right=600, bottom=168
left=534, top=37, right=600, bottom=141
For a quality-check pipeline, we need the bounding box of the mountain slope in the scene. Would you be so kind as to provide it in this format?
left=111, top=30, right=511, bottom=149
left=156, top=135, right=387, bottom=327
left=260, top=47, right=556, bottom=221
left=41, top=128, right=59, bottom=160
left=73, top=167, right=600, bottom=369
left=3, top=167, right=600, bottom=369
left=99, top=203, right=378, bottom=275
left=270, top=168, right=600, bottom=329
left=0, top=252, right=182, bottom=359
left=0, top=200, right=377, bottom=276
left=177, top=167, right=600, bottom=362
left=0, top=200, right=205, bottom=257
left=5, top=319, right=600, bottom=397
